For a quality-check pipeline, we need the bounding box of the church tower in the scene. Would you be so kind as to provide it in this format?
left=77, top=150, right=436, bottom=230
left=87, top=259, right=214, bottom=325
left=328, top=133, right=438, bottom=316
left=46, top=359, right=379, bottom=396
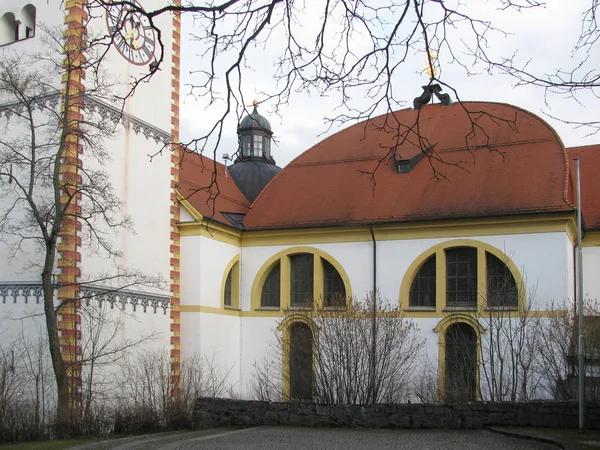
left=0, top=0, right=180, bottom=404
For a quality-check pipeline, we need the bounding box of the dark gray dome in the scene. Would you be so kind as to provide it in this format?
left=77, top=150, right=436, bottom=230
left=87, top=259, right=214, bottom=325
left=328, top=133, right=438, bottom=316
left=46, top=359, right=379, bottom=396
left=229, top=160, right=281, bottom=203
left=239, top=105, right=272, bottom=132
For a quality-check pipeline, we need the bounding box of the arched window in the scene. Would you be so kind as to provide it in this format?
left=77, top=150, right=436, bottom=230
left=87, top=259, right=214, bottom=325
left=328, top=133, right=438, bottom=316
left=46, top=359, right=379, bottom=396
left=261, top=262, right=281, bottom=308
left=20, top=5, right=35, bottom=40
left=444, top=322, right=477, bottom=402
left=289, top=322, right=313, bottom=401
left=0, top=13, right=18, bottom=46
left=401, top=240, right=523, bottom=312
left=222, top=259, right=240, bottom=309
left=253, top=248, right=351, bottom=311
left=409, top=255, right=436, bottom=307
left=486, top=252, right=518, bottom=307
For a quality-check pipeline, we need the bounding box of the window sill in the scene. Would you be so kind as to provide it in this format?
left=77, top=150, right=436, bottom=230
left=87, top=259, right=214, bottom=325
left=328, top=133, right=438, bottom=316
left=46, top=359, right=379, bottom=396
left=256, top=306, right=280, bottom=311
left=442, top=306, right=477, bottom=312
left=224, top=305, right=241, bottom=311
left=287, top=306, right=313, bottom=311
left=484, top=306, right=519, bottom=312
left=404, top=306, right=436, bottom=312
left=319, top=306, right=347, bottom=311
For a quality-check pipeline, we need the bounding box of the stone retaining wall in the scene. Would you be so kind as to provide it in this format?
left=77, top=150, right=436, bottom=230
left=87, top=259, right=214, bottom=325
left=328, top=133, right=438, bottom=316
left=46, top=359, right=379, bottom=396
left=193, top=398, right=600, bottom=430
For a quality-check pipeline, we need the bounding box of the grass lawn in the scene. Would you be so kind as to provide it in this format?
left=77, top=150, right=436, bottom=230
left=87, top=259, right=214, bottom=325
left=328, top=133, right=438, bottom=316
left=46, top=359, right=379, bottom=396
left=514, top=427, right=600, bottom=450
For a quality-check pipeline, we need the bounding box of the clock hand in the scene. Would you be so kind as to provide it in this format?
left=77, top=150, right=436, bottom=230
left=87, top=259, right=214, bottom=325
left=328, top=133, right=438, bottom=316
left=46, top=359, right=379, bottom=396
left=125, top=28, right=139, bottom=50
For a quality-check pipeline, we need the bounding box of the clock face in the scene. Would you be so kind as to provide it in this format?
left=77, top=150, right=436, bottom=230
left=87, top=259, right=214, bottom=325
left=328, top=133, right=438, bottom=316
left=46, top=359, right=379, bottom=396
left=106, top=0, right=156, bottom=66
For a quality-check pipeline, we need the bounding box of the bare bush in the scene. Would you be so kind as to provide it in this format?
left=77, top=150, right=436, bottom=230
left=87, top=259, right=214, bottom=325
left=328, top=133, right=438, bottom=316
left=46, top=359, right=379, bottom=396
left=252, top=294, right=425, bottom=404
left=115, top=349, right=233, bottom=432
left=539, top=299, right=600, bottom=401
left=0, top=326, right=54, bottom=443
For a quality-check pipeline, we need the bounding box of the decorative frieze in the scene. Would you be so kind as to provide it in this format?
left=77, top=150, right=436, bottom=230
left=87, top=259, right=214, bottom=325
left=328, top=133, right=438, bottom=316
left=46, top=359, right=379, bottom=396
left=0, top=93, right=173, bottom=145
left=79, top=286, right=171, bottom=315
left=0, top=282, right=170, bottom=314
left=0, top=283, right=44, bottom=304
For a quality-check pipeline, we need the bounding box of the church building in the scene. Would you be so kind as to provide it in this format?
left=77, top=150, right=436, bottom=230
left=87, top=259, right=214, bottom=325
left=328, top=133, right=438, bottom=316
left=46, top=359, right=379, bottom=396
left=1, top=0, right=600, bottom=405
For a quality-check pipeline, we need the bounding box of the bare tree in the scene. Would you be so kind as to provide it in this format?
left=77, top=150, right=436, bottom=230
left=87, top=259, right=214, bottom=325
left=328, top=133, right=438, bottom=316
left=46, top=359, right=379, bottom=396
left=86, top=0, right=556, bottom=196
left=252, top=294, right=424, bottom=404
left=77, top=302, right=160, bottom=435
left=0, top=25, right=162, bottom=434
left=539, top=298, right=600, bottom=401
left=477, top=283, right=543, bottom=402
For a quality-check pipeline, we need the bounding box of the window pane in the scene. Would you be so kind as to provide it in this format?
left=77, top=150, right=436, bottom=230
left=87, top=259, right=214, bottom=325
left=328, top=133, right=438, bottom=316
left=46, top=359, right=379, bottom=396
left=264, top=137, right=271, bottom=157
left=253, top=134, right=263, bottom=156
left=409, top=255, right=436, bottom=307
left=224, top=269, right=232, bottom=306
left=323, top=259, right=345, bottom=307
left=261, top=262, right=281, bottom=307
left=242, top=135, right=251, bottom=156
left=486, top=252, right=518, bottom=307
left=446, top=248, right=477, bottom=307
left=291, top=254, right=314, bottom=307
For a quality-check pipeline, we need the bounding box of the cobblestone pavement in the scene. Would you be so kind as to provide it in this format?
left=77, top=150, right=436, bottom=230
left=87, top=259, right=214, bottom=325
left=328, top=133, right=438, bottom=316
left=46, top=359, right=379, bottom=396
left=69, top=427, right=559, bottom=450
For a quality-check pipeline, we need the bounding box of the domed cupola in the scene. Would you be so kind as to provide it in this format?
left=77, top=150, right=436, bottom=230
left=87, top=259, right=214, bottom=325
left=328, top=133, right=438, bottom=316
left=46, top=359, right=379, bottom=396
left=229, top=102, right=281, bottom=203
left=237, top=101, right=275, bottom=163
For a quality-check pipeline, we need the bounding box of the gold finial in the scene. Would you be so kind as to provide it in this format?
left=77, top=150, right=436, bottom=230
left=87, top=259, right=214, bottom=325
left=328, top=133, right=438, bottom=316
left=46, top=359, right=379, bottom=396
left=424, top=50, right=438, bottom=80
left=252, top=99, right=259, bottom=107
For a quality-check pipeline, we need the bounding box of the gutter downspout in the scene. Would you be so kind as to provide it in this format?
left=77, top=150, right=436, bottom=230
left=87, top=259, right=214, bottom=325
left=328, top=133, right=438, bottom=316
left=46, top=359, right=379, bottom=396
left=369, top=225, right=377, bottom=403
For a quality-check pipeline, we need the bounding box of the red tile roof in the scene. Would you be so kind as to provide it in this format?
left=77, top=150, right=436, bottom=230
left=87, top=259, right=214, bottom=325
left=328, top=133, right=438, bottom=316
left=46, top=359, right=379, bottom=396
left=178, top=151, right=250, bottom=226
left=243, top=102, right=575, bottom=230
left=567, top=144, right=600, bottom=230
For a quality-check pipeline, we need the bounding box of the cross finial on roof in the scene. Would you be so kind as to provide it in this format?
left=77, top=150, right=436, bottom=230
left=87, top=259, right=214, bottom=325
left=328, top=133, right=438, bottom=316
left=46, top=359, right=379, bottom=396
left=425, top=50, right=438, bottom=81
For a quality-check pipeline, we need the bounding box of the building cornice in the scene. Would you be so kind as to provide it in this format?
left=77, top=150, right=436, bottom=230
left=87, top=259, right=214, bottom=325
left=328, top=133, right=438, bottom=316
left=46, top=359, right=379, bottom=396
left=0, top=282, right=170, bottom=314
left=0, top=93, right=173, bottom=144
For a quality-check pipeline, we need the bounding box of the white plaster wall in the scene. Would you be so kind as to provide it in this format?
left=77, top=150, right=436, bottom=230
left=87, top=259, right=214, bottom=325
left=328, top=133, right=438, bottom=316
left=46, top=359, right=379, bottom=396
left=565, top=235, right=576, bottom=307
left=0, top=301, right=47, bottom=345
left=180, top=235, right=240, bottom=307
left=180, top=207, right=195, bottom=223
left=79, top=127, right=171, bottom=295
left=0, top=1, right=67, bottom=281
left=238, top=316, right=280, bottom=398
left=240, top=232, right=570, bottom=312
left=583, top=246, right=600, bottom=302
left=180, top=311, right=241, bottom=394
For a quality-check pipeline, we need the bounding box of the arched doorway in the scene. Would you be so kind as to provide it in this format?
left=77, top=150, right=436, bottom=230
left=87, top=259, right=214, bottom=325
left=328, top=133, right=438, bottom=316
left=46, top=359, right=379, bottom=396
left=289, top=322, right=313, bottom=401
left=444, top=322, right=477, bottom=402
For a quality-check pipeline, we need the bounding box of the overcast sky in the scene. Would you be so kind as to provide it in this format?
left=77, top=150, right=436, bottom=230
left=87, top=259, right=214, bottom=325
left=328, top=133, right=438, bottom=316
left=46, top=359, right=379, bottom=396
left=179, top=1, right=599, bottom=168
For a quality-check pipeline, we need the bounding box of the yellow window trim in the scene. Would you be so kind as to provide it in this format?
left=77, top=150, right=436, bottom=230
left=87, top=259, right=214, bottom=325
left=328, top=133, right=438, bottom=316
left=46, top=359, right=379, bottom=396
left=250, top=246, right=352, bottom=312
left=434, top=314, right=485, bottom=402
left=278, top=314, right=317, bottom=401
left=221, top=255, right=240, bottom=310
left=399, top=239, right=526, bottom=316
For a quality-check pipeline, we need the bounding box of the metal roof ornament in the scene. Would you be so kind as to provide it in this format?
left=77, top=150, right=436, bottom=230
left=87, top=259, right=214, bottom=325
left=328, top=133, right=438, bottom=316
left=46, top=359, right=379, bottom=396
left=413, top=84, right=452, bottom=110
left=414, top=50, right=452, bottom=110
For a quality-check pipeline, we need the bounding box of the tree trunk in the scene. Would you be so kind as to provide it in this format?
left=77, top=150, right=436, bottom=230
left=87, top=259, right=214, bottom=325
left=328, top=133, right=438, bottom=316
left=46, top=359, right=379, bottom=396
left=42, top=243, right=71, bottom=437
